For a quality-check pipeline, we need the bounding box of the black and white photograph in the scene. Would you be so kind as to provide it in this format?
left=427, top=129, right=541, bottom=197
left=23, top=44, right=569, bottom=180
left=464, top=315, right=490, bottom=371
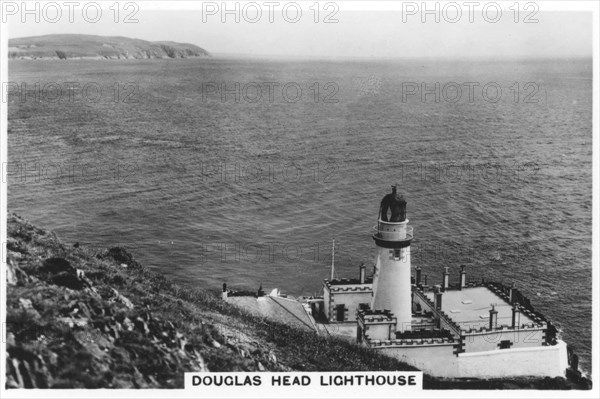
left=0, top=1, right=598, bottom=397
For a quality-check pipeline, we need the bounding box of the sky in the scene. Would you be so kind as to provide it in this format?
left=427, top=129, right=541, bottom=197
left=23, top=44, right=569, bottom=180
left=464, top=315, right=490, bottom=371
left=4, top=2, right=594, bottom=59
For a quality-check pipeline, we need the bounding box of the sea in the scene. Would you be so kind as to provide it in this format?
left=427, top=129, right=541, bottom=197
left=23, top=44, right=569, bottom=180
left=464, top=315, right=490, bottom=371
left=7, top=57, right=593, bottom=372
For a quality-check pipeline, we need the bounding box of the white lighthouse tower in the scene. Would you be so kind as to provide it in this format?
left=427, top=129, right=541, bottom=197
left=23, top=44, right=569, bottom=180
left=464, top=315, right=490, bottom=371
left=371, top=185, right=413, bottom=332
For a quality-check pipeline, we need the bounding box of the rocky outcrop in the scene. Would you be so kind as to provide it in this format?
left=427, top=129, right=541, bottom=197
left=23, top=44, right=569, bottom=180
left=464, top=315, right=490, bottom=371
left=4, top=215, right=281, bottom=388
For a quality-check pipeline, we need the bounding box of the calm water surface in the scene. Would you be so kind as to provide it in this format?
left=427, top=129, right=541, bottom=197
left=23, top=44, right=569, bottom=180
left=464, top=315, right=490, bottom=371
left=8, top=57, right=592, bottom=372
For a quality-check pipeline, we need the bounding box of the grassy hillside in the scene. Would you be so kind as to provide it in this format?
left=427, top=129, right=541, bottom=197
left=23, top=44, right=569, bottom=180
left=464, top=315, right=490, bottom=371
left=5, top=214, right=419, bottom=388
left=5, top=214, right=588, bottom=389
left=8, top=34, right=210, bottom=60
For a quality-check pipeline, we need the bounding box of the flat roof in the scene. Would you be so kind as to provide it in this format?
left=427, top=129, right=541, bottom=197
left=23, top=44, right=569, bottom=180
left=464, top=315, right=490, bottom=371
left=425, top=287, right=534, bottom=329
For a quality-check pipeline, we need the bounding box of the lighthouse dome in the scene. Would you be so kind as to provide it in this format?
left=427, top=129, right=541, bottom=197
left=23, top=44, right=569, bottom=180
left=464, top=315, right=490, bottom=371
left=379, top=185, right=407, bottom=222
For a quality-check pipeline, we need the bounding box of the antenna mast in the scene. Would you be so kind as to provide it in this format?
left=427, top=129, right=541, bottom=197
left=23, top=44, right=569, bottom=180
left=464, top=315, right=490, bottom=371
left=330, top=238, right=335, bottom=280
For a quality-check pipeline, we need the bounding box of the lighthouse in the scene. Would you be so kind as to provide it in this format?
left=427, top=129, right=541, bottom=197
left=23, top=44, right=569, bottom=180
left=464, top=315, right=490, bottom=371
left=371, top=185, right=413, bottom=332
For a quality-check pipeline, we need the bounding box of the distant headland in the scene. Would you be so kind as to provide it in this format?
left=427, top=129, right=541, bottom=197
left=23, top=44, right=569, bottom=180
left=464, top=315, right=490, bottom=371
left=8, top=34, right=210, bottom=60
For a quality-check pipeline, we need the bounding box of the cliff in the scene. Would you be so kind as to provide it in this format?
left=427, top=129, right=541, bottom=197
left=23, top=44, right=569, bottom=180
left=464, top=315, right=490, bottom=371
left=8, top=34, right=210, bottom=60
left=5, top=214, right=590, bottom=389
left=5, top=214, right=418, bottom=388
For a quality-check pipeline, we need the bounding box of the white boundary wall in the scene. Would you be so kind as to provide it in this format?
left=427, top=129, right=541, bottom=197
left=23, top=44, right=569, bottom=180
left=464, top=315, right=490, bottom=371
left=377, top=340, right=568, bottom=378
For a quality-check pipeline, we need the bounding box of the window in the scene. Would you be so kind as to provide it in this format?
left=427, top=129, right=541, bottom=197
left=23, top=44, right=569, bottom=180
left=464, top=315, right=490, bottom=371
left=335, top=305, right=346, bottom=322
left=498, top=340, right=513, bottom=349
left=389, top=248, right=403, bottom=261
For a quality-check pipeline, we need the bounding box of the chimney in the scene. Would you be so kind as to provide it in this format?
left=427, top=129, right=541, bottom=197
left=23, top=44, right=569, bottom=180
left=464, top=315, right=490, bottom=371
left=442, top=267, right=449, bottom=291
left=434, top=285, right=443, bottom=310
left=571, top=353, right=580, bottom=372
left=509, top=282, right=515, bottom=304
left=359, top=263, right=366, bottom=284
left=257, top=283, right=265, bottom=297
left=222, top=283, right=228, bottom=300
left=424, top=274, right=429, bottom=286
left=489, top=304, right=498, bottom=329
left=512, top=304, right=520, bottom=328
left=415, top=266, right=422, bottom=286
left=460, top=265, right=466, bottom=289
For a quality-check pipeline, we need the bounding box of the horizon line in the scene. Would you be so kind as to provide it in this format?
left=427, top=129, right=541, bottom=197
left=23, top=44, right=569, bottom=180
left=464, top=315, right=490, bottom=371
left=7, top=33, right=593, bottom=62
